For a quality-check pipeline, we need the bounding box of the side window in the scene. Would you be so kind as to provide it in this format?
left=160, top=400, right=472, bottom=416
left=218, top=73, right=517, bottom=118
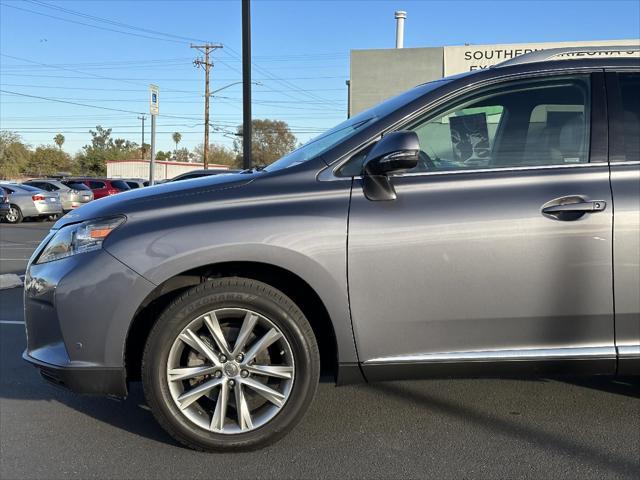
left=405, top=75, right=591, bottom=173
left=412, top=105, right=504, bottom=170
left=38, top=182, right=57, bottom=191
left=618, top=73, right=640, bottom=161
left=89, top=181, right=105, bottom=189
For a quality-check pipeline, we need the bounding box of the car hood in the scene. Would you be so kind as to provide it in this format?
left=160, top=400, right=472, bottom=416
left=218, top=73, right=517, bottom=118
left=53, top=172, right=255, bottom=229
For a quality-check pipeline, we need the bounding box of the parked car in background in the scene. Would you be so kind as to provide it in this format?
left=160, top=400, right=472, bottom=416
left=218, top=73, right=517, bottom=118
left=23, top=179, right=94, bottom=213
left=167, top=168, right=240, bottom=182
left=22, top=48, right=640, bottom=452
left=121, top=178, right=146, bottom=189
left=0, top=183, right=62, bottom=223
left=67, top=178, right=130, bottom=199
left=0, top=187, right=10, bottom=220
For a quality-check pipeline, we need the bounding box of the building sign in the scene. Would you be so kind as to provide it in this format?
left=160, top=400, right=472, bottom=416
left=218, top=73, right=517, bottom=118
left=443, top=39, right=639, bottom=76
left=149, top=84, right=159, bottom=115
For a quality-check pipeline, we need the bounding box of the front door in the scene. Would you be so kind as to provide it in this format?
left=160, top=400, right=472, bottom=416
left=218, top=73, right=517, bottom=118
left=347, top=73, right=615, bottom=375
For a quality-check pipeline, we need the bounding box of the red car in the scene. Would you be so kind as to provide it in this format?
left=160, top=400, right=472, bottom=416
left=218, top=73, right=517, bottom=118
left=68, top=178, right=130, bottom=200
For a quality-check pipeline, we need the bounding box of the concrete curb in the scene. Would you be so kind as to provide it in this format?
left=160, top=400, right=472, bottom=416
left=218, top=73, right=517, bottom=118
left=0, top=274, right=24, bottom=290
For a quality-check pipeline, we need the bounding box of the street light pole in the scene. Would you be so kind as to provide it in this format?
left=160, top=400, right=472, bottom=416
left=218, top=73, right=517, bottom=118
left=242, top=0, right=252, bottom=170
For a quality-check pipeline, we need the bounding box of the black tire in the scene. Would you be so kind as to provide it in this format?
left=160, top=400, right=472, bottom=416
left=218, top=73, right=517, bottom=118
left=142, top=277, right=320, bottom=451
left=4, top=205, right=23, bottom=224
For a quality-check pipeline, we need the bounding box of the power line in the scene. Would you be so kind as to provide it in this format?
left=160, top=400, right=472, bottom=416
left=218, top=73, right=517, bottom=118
left=4, top=0, right=347, bottom=109
left=0, top=89, right=145, bottom=114
left=1, top=2, right=190, bottom=45
left=0, top=83, right=347, bottom=93
left=0, top=53, right=143, bottom=87
left=25, top=0, right=212, bottom=44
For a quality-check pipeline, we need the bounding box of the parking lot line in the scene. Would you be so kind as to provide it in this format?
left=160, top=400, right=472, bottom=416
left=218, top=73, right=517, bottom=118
left=0, top=320, right=25, bottom=325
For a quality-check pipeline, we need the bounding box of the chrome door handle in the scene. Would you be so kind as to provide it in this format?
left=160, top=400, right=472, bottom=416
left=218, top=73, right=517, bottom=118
left=542, top=200, right=607, bottom=215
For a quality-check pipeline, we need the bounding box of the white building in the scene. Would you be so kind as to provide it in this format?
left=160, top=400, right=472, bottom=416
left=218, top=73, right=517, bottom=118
left=106, top=159, right=232, bottom=181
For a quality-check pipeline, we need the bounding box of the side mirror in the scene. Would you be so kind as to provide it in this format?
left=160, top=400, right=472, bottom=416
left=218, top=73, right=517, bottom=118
left=362, top=131, right=420, bottom=201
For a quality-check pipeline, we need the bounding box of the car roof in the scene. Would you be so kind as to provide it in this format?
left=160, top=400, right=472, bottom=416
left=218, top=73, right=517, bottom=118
left=494, top=45, right=639, bottom=69
left=0, top=183, right=42, bottom=192
left=180, top=169, right=233, bottom=174
left=26, top=178, right=64, bottom=184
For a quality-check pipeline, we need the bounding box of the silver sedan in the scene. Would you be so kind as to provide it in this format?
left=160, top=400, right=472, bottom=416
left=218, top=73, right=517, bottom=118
left=23, top=179, right=94, bottom=212
left=0, top=183, right=63, bottom=224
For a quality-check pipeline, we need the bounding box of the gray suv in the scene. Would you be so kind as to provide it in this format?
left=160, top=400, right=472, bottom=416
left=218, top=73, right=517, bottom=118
left=23, top=47, right=640, bottom=451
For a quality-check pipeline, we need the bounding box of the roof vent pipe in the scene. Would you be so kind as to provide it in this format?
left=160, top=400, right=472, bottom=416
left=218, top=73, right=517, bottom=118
left=395, top=10, right=406, bottom=49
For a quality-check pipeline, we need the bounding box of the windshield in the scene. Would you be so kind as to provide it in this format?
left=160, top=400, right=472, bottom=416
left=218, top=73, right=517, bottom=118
left=263, top=115, right=377, bottom=172
left=62, top=181, right=91, bottom=191
left=110, top=180, right=131, bottom=191
left=263, top=80, right=448, bottom=172
left=15, top=184, right=41, bottom=192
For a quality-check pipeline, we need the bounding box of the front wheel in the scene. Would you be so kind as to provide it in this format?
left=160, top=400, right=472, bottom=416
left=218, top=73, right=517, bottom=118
left=142, top=277, right=320, bottom=451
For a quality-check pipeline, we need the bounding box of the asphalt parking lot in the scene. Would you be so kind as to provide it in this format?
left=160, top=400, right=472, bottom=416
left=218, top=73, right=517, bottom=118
left=0, top=222, right=639, bottom=479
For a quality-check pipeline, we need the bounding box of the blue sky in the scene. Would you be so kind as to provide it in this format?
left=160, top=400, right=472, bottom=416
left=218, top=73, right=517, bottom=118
left=1, top=0, right=639, bottom=154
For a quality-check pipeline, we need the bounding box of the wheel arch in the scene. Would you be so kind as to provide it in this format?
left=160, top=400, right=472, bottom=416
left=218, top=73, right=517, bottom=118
left=125, top=261, right=340, bottom=384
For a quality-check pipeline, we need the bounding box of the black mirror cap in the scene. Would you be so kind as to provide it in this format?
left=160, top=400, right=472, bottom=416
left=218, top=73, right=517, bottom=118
left=363, top=130, right=420, bottom=176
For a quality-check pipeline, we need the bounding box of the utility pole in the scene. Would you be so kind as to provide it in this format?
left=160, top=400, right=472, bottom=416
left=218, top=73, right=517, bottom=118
left=137, top=115, right=146, bottom=159
left=191, top=43, right=223, bottom=169
left=242, top=0, right=252, bottom=170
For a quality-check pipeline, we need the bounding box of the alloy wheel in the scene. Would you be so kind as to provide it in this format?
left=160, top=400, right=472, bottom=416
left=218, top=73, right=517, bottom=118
left=166, top=307, right=295, bottom=434
left=5, top=207, right=20, bottom=223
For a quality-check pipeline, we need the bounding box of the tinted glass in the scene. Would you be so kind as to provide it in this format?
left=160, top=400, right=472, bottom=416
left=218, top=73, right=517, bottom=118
left=110, top=180, right=130, bottom=190
left=264, top=79, right=449, bottom=172
left=173, top=173, right=202, bottom=181
left=31, top=182, right=58, bottom=191
left=88, top=181, right=106, bottom=189
left=14, top=184, right=42, bottom=192
left=405, top=76, right=590, bottom=173
left=125, top=181, right=140, bottom=189
left=61, top=181, right=91, bottom=191
left=618, top=72, right=640, bottom=161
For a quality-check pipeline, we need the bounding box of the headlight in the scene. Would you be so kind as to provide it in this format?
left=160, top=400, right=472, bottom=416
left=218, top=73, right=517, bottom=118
left=36, top=216, right=125, bottom=264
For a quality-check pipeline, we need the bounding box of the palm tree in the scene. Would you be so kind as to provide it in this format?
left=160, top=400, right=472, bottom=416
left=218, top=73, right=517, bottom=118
left=54, top=133, right=65, bottom=150
left=172, top=132, right=182, bottom=159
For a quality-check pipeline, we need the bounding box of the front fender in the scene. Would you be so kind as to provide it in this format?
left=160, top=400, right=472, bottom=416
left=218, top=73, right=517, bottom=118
left=105, top=175, right=358, bottom=364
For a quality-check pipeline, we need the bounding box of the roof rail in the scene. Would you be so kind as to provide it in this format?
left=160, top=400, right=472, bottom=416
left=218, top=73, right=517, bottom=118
left=495, top=44, right=640, bottom=68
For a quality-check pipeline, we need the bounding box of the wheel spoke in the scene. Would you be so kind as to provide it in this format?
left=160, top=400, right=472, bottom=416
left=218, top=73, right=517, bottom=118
left=168, top=365, right=218, bottom=382
left=232, top=312, right=259, bottom=357
left=245, top=364, right=293, bottom=379
left=176, top=377, right=224, bottom=410
left=234, top=383, right=253, bottom=431
left=179, top=329, right=221, bottom=366
left=167, top=308, right=294, bottom=435
left=241, top=377, right=286, bottom=407
left=210, top=379, right=230, bottom=431
left=203, top=313, right=232, bottom=358
left=243, top=328, right=282, bottom=363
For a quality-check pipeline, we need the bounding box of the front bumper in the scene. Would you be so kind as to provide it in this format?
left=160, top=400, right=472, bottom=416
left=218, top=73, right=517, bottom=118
left=23, top=244, right=156, bottom=397
left=23, top=350, right=127, bottom=396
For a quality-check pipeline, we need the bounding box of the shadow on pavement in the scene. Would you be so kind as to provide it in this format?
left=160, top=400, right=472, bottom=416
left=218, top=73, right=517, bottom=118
left=559, top=376, right=640, bottom=399
left=369, top=381, right=639, bottom=478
